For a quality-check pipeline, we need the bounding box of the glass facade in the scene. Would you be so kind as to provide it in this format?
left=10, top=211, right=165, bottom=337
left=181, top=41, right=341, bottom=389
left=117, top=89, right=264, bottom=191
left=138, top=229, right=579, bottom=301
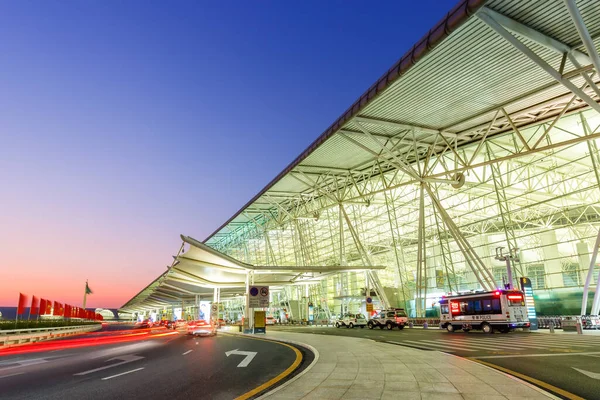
left=208, top=109, right=600, bottom=317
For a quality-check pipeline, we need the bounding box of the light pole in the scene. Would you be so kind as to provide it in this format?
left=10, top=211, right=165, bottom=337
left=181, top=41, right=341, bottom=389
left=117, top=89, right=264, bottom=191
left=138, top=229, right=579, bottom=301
left=495, top=247, right=520, bottom=289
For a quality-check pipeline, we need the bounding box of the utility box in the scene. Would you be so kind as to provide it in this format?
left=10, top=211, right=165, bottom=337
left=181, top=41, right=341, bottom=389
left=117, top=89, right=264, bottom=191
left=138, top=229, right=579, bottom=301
left=254, top=311, right=266, bottom=334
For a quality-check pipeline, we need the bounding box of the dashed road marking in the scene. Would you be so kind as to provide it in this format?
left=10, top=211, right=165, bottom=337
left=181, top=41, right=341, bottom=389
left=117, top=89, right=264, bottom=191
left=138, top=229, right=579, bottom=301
left=101, top=367, right=144, bottom=381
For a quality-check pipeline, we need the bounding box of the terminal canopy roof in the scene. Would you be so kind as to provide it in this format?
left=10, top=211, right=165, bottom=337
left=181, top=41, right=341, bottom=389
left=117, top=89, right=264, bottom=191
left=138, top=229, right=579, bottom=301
left=120, top=235, right=385, bottom=312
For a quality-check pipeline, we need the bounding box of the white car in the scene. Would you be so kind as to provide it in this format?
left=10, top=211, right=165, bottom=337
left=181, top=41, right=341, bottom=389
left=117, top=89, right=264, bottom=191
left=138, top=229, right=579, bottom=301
left=335, top=313, right=367, bottom=328
left=266, top=316, right=276, bottom=325
left=187, top=320, right=216, bottom=337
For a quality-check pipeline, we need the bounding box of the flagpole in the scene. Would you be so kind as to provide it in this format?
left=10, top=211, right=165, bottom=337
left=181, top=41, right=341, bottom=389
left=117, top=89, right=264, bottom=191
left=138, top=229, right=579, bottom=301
left=83, top=280, right=88, bottom=309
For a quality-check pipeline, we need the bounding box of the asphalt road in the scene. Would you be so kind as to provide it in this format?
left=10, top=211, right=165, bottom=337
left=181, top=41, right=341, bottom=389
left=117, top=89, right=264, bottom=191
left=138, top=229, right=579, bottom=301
left=271, top=325, right=600, bottom=399
left=0, top=325, right=309, bottom=400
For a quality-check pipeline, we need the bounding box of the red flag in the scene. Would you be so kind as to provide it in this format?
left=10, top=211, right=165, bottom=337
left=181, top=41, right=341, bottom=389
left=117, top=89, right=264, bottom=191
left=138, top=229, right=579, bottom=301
left=39, top=299, right=47, bottom=315
left=46, top=299, right=52, bottom=314
left=65, top=304, right=71, bottom=318
left=17, top=293, right=28, bottom=315
left=30, top=296, right=40, bottom=316
left=53, top=301, right=60, bottom=316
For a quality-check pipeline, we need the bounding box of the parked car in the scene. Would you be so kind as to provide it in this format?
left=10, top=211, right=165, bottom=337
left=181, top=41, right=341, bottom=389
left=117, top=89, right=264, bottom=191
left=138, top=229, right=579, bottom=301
left=367, top=309, right=408, bottom=330
left=335, top=313, right=367, bottom=328
left=266, top=316, right=276, bottom=325
left=187, top=320, right=216, bottom=337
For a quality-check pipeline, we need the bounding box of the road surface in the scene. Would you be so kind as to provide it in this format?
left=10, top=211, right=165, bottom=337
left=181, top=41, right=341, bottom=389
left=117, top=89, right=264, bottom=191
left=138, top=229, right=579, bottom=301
left=0, top=325, right=310, bottom=400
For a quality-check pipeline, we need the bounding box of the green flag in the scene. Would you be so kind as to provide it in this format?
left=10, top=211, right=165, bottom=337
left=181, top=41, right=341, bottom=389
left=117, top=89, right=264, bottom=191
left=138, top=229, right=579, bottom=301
left=85, top=281, right=93, bottom=295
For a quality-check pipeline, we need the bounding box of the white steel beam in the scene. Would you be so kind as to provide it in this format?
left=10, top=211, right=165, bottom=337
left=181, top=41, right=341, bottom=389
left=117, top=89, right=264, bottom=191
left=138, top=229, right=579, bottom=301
left=563, top=0, right=600, bottom=79
left=477, top=10, right=600, bottom=116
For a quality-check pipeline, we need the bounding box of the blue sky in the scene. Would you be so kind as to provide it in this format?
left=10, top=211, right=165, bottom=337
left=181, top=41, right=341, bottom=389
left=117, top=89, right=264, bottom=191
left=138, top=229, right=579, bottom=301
left=0, top=0, right=455, bottom=307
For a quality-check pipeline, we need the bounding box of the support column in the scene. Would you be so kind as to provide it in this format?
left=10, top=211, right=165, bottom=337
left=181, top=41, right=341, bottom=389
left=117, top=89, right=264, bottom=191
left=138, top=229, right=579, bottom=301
left=540, top=231, right=564, bottom=288
left=577, top=241, right=591, bottom=290
left=244, top=272, right=250, bottom=332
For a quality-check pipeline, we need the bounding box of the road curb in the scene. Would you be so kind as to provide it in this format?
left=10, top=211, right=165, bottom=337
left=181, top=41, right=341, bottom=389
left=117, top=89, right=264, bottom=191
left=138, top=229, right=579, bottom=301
left=219, top=331, right=319, bottom=399
left=445, top=353, right=561, bottom=399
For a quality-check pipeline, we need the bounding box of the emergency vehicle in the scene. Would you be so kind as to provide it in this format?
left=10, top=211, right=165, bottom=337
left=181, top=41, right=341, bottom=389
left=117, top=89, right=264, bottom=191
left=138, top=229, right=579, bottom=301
left=440, top=290, right=530, bottom=333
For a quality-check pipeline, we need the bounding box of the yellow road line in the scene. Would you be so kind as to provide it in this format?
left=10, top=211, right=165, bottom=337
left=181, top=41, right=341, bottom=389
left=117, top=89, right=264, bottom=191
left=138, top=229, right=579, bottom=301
left=223, top=334, right=303, bottom=400
left=469, top=359, right=585, bottom=400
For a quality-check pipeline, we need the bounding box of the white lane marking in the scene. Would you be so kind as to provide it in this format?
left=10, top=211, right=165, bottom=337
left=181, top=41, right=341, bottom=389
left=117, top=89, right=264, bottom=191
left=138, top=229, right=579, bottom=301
left=0, top=372, right=25, bottom=379
left=401, top=340, right=475, bottom=352
left=225, top=349, right=257, bottom=367
left=447, top=339, right=528, bottom=350
left=101, top=367, right=144, bottom=380
left=182, top=350, right=193, bottom=355
left=74, top=354, right=144, bottom=376
left=418, top=339, right=490, bottom=351
left=0, top=358, right=49, bottom=372
left=452, top=340, right=527, bottom=350
left=387, top=340, right=455, bottom=352
left=572, top=367, right=600, bottom=379
left=475, top=351, right=600, bottom=359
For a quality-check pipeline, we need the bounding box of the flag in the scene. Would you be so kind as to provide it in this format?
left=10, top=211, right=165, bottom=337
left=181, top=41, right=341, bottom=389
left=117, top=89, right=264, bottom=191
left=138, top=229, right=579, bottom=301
left=30, top=296, right=40, bottom=316
left=46, top=300, right=52, bottom=314
left=53, top=301, right=60, bottom=316
left=17, top=293, right=28, bottom=315
left=85, top=281, right=93, bottom=295
left=40, top=299, right=47, bottom=315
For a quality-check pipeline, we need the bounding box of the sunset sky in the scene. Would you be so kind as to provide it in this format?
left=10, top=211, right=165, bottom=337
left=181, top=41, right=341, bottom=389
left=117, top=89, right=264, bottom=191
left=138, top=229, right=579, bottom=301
left=0, top=0, right=453, bottom=309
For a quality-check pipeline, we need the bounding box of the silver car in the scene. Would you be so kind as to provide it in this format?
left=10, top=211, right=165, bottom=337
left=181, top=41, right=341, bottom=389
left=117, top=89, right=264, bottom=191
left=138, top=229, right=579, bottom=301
left=335, top=313, right=367, bottom=328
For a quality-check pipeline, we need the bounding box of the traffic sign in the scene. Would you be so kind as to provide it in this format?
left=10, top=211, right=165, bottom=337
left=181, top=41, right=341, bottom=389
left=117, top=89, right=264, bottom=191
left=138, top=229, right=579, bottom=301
left=366, top=297, right=372, bottom=304
left=249, top=285, right=269, bottom=308
left=211, top=303, right=218, bottom=313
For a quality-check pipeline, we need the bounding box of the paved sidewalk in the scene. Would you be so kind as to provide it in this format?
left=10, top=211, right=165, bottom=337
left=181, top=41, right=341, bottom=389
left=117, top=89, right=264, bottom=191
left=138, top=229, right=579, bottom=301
left=256, top=331, right=556, bottom=400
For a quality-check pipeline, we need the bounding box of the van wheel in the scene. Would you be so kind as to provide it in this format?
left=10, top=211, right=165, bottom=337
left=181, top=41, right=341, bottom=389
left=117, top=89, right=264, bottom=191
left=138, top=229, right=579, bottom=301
left=481, top=323, right=492, bottom=334
left=446, top=324, right=455, bottom=333
left=335, top=322, right=340, bottom=328
left=368, top=322, right=374, bottom=329
left=349, top=323, right=354, bottom=329
left=386, top=322, right=393, bottom=330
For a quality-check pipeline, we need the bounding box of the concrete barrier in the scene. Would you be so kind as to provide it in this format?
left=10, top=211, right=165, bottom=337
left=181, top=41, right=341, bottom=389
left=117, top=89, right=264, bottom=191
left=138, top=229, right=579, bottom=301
left=0, top=324, right=102, bottom=348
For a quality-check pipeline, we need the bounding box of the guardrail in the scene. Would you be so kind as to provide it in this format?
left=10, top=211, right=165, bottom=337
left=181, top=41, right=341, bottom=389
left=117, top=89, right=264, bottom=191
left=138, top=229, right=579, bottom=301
left=0, top=324, right=102, bottom=348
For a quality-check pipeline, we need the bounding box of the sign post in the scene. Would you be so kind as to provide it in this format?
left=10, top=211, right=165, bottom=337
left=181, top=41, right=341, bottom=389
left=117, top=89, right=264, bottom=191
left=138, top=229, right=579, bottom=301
left=248, top=286, right=269, bottom=333
left=366, top=296, right=373, bottom=313
left=519, top=277, right=538, bottom=330
left=249, top=286, right=270, bottom=308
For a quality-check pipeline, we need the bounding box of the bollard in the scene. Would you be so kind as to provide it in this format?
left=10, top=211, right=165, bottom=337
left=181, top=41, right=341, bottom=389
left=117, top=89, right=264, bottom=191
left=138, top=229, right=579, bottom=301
left=409, top=321, right=414, bottom=328
left=549, top=322, right=555, bottom=333
left=423, top=321, right=428, bottom=329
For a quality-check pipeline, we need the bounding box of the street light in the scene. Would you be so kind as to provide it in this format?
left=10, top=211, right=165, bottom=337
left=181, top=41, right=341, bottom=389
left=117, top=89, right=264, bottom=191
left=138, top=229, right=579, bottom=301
left=495, top=246, right=520, bottom=289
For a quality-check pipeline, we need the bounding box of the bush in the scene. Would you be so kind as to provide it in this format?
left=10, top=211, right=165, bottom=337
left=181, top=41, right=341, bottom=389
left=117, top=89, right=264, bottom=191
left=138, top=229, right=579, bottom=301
left=0, top=320, right=101, bottom=330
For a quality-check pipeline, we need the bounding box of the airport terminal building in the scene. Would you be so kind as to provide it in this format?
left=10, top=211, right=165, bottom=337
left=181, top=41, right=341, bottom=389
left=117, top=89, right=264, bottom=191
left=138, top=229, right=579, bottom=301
left=121, top=0, right=600, bottom=320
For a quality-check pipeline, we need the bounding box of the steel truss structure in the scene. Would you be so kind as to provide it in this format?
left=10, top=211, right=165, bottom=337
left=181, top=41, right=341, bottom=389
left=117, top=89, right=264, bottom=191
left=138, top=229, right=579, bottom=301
left=200, top=1, right=600, bottom=317
left=121, top=1, right=600, bottom=318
